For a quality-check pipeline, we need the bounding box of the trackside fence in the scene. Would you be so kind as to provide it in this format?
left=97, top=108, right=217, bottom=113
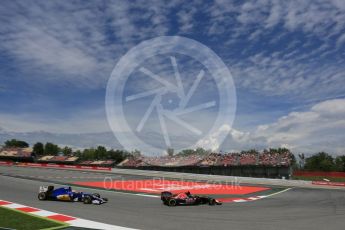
left=119, top=165, right=292, bottom=179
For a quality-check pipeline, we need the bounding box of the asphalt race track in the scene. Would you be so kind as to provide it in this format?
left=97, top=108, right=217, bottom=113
left=1, top=166, right=345, bottom=230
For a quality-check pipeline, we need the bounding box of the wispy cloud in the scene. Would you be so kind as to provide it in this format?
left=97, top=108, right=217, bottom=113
left=230, top=51, right=345, bottom=102
left=220, top=99, right=345, bottom=155
left=0, top=108, right=109, bottom=134
left=0, top=1, right=344, bottom=154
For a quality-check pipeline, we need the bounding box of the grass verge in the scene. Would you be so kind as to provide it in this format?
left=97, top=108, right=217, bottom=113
left=0, top=206, right=68, bottom=230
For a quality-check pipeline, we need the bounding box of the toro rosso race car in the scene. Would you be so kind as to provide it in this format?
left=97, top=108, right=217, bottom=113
left=161, top=191, right=222, bottom=206
left=38, top=186, right=108, bottom=205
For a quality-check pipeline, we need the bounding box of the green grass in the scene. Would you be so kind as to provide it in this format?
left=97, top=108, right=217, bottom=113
left=292, top=175, right=345, bottom=182
left=0, top=206, right=68, bottom=230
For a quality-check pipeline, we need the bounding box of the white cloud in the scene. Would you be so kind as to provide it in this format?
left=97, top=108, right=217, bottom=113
left=177, top=7, right=197, bottom=33
left=1, top=98, right=344, bottom=155
left=254, top=99, right=345, bottom=154
left=0, top=1, right=344, bottom=155
left=196, top=124, right=231, bottom=151
left=0, top=1, right=180, bottom=88
left=219, top=99, right=345, bottom=155
left=230, top=50, right=345, bottom=101
left=0, top=0, right=343, bottom=92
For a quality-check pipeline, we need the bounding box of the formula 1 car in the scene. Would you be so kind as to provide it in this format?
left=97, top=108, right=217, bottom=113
left=38, top=186, right=108, bottom=205
left=161, top=191, right=222, bottom=206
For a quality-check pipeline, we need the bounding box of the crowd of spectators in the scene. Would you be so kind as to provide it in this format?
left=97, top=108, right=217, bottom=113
left=36, top=155, right=115, bottom=166
left=37, top=155, right=77, bottom=163
left=143, top=155, right=204, bottom=166
left=81, top=160, right=115, bottom=167
left=239, top=152, right=258, bottom=165
left=0, top=147, right=32, bottom=158
left=117, top=157, right=145, bottom=167
left=119, top=150, right=293, bottom=167
left=0, top=146, right=293, bottom=168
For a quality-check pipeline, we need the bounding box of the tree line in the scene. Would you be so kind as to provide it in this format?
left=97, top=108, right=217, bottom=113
left=298, top=152, right=345, bottom=172
left=2, top=139, right=128, bottom=164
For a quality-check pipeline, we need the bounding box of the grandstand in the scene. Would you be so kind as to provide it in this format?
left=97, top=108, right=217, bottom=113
left=119, top=151, right=293, bottom=168
left=118, top=151, right=294, bottom=179
left=0, top=145, right=293, bottom=178
left=36, top=155, right=114, bottom=166
left=37, top=155, right=79, bottom=164
left=142, top=154, right=204, bottom=167
left=79, top=160, right=115, bottom=167
left=0, top=147, right=33, bottom=162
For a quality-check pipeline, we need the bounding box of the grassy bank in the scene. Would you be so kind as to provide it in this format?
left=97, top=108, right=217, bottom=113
left=0, top=206, right=67, bottom=230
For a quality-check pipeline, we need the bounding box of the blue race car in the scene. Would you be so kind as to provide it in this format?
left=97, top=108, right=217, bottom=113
left=38, top=185, right=108, bottom=205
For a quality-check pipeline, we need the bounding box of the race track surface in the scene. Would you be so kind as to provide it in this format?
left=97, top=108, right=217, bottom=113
left=1, top=166, right=345, bottom=230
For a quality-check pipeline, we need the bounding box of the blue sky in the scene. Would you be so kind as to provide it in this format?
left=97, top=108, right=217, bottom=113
left=0, top=0, right=344, bottom=155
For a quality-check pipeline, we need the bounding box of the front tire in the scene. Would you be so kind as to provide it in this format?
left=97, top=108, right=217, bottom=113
left=209, top=199, right=216, bottom=205
left=168, top=199, right=177, bottom=206
left=38, top=192, right=47, bottom=201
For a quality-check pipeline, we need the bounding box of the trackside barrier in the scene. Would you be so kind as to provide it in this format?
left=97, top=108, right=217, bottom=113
left=294, top=171, right=345, bottom=178
left=16, top=162, right=111, bottom=171
left=0, top=161, right=14, bottom=165
left=312, top=181, right=345, bottom=187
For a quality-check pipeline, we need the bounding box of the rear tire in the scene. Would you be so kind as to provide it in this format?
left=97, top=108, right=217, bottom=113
left=161, top=191, right=173, bottom=202
left=83, top=196, right=92, bottom=204
left=38, top=192, right=47, bottom=201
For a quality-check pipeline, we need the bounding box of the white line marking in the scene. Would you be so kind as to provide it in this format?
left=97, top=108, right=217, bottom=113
left=1, top=199, right=138, bottom=230
left=264, top=188, right=292, bottom=198
left=2, top=203, right=26, bottom=208
left=66, top=219, right=137, bottom=230
left=134, top=194, right=160, bottom=198
left=32, top=210, right=58, bottom=217
left=233, top=199, right=247, bottom=202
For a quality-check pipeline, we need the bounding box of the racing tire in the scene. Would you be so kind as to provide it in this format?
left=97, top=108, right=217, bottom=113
left=208, top=199, right=216, bottom=206
left=168, top=199, right=177, bottom=207
left=161, top=191, right=173, bottom=202
left=83, top=196, right=92, bottom=204
left=103, top=198, right=108, bottom=202
left=38, top=192, right=47, bottom=201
